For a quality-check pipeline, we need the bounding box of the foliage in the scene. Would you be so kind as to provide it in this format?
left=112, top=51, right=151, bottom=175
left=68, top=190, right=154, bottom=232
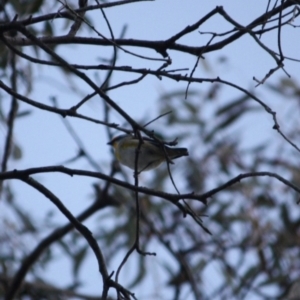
left=0, top=1, right=300, bottom=300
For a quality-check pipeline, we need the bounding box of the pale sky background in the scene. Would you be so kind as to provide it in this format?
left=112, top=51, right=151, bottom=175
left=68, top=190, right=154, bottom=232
left=1, top=0, right=300, bottom=299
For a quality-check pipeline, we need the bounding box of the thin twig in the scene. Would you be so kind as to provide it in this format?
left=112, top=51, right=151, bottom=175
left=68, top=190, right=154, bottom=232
left=143, top=111, right=172, bottom=127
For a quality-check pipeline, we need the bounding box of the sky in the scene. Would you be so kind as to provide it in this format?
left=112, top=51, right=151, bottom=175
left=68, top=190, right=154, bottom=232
left=1, top=0, right=300, bottom=299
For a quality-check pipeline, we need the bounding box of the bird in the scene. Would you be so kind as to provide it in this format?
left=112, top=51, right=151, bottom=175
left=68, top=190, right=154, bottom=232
left=107, top=134, right=189, bottom=172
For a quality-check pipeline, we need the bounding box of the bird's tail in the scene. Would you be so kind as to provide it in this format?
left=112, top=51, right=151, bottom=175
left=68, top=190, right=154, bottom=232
left=166, top=147, right=189, bottom=159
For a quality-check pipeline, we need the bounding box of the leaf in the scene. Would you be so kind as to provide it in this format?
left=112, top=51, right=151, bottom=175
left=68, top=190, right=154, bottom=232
left=204, top=105, right=259, bottom=142
left=216, top=94, right=250, bottom=116
left=44, top=20, right=54, bottom=36
left=27, top=0, right=44, bottom=14
left=73, top=246, right=88, bottom=278
left=16, top=110, right=32, bottom=118
left=12, top=143, right=22, bottom=160
left=127, top=255, right=146, bottom=288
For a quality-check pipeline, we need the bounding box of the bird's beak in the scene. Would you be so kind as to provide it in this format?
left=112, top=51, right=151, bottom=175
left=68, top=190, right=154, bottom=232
left=107, top=138, right=117, bottom=146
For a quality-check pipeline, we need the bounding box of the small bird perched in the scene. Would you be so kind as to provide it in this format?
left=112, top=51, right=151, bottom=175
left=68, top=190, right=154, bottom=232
left=107, top=134, right=189, bottom=172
